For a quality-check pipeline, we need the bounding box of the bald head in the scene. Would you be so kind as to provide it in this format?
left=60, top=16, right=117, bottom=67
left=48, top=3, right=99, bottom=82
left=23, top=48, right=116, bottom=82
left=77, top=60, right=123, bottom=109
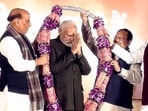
left=7, top=8, right=29, bottom=22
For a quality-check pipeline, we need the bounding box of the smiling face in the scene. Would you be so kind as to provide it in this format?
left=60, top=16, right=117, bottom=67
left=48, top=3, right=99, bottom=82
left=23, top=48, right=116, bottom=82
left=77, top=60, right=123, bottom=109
left=114, top=30, right=131, bottom=49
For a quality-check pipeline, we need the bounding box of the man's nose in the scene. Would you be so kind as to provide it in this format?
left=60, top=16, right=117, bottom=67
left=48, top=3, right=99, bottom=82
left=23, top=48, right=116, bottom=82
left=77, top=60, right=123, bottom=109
left=69, top=37, right=74, bottom=41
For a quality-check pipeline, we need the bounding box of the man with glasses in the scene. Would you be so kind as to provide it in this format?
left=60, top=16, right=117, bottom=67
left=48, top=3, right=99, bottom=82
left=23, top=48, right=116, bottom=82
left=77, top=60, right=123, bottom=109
left=80, top=13, right=142, bottom=111
left=110, top=27, right=148, bottom=111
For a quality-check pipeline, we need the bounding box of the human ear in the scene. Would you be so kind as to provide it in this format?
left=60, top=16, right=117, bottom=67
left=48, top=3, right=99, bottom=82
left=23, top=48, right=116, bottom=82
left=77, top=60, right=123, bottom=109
left=128, top=40, right=132, bottom=46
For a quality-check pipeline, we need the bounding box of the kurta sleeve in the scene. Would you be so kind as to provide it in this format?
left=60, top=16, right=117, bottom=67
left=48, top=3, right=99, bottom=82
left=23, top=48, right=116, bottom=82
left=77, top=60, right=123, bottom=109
left=81, top=21, right=98, bottom=56
left=76, top=54, right=91, bottom=75
left=118, top=63, right=142, bottom=84
left=112, top=42, right=147, bottom=64
left=0, top=37, right=36, bottom=72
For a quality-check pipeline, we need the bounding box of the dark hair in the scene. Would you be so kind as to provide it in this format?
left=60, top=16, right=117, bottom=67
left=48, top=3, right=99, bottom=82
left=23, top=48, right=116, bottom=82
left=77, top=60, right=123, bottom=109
left=116, top=28, right=133, bottom=41
left=7, top=8, right=28, bottom=22
left=7, top=13, right=22, bottom=22
left=114, top=28, right=133, bottom=51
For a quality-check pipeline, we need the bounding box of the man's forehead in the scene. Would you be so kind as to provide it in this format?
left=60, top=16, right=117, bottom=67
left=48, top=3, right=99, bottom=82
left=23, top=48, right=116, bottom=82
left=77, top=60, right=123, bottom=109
left=116, top=31, right=128, bottom=37
left=65, top=28, right=76, bottom=33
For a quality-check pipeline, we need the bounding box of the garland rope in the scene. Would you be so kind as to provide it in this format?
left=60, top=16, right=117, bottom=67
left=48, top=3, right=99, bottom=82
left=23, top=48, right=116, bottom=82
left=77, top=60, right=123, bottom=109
left=61, top=5, right=96, bottom=18
left=37, top=5, right=62, bottom=111
left=84, top=11, right=113, bottom=111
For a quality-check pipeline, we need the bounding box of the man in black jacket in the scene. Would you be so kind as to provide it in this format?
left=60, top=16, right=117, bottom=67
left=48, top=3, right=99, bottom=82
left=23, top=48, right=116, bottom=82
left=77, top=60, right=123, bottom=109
left=50, top=20, right=91, bottom=111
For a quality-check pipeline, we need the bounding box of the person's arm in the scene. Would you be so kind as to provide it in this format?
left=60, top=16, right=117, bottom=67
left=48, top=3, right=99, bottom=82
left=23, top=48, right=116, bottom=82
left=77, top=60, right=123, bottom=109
left=0, top=37, right=42, bottom=71
left=118, top=63, right=142, bottom=84
left=76, top=52, right=91, bottom=75
left=112, top=42, right=147, bottom=64
left=81, top=19, right=98, bottom=57
left=50, top=44, right=77, bottom=74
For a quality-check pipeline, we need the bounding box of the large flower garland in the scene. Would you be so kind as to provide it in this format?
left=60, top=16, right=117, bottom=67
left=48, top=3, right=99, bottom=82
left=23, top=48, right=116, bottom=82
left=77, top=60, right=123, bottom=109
left=84, top=18, right=113, bottom=111
left=37, top=5, right=62, bottom=111
left=37, top=5, right=113, bottom=111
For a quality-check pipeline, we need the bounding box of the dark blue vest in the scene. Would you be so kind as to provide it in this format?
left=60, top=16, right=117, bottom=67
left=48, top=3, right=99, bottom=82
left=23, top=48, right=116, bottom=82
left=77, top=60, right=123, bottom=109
left=0, top=31, right=29, bottom=94
left=104, top=58, right=133, bottom=108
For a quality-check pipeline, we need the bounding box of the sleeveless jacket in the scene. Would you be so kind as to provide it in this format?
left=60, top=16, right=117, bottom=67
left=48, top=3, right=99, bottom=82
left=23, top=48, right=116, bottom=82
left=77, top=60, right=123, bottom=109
left=0, top=31, right=29, bottom=94
left=104, top=57, right=133, bottom=108
left=81, top=23, right=133, bottom=108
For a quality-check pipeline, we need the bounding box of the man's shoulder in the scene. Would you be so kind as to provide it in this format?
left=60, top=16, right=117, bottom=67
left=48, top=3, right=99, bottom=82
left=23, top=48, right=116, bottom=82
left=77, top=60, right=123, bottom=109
left=50, top=37, right=60, bottom=45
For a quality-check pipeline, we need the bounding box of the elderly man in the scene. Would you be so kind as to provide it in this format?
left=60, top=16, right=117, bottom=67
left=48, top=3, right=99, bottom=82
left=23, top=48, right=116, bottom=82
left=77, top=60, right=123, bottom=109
left=0, top=8, right=48, bottom=111
left=49, top=20, right=91, bottom=111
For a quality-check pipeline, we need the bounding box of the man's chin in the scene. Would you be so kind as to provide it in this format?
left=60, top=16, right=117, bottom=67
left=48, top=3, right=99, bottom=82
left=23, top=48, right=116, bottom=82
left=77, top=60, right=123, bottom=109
left=64, top=43, right=72, bottom=47
left=67, top=44, right=72, bottom=47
